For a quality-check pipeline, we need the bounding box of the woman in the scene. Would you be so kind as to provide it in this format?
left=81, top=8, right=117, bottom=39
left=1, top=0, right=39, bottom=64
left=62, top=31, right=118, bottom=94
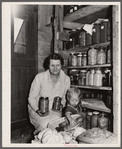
left=28, top=53, right=70, bottom=134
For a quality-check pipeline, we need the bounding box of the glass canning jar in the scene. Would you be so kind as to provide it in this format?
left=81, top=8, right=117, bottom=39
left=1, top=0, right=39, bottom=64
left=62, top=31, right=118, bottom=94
left=91, top=111, right=99, bottom=128
left=88, top=47, right=97, bottom=65
left=97, top=47, right=106, bottom=65
left=78, top=70, right=87, bottom=85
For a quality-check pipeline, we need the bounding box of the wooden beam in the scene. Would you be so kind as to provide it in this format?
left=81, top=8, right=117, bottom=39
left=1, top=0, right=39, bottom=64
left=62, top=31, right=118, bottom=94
left=64, top=5, right=109, bottom=22
left=63, top=21, right=84, bottom=29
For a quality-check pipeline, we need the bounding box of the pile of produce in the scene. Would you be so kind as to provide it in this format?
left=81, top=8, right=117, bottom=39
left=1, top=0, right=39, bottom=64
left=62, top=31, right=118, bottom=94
left=77, top=127, right=118, bottom=144
left=31, top=127, right=86, bottom=144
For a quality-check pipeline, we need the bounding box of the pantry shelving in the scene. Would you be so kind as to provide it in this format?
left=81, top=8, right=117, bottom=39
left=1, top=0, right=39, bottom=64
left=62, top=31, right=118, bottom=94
left=71, top=85, right=112, bottom=91
left=64, top=5, right=109, bottom=24
left=81, top=98, right=111, bottom=113
left=63, top=64, right=111, bottom=69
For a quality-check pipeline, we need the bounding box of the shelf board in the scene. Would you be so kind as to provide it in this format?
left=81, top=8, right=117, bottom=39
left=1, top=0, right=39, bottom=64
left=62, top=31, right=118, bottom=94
left=63, top=64, right=111, bottom=69
left=71, top=85, right=112, bottom=91
left=66, top=42, right=110, bottom=52
left=64, top=5, right=110, bottom=24
left=82, top=98, right=111, bottom=113
left=63, top=21, right=84, bottom=30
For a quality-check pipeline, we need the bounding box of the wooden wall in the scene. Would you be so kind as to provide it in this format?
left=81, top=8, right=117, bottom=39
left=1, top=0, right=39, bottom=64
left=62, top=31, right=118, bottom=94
left=38, top=5, right=53, bottom=72
left=112, top=5, right=120, bottom=136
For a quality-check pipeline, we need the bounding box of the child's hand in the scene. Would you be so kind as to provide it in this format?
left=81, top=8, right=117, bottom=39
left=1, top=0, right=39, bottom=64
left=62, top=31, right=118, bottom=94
left=70, top=119, right=76, bottom=127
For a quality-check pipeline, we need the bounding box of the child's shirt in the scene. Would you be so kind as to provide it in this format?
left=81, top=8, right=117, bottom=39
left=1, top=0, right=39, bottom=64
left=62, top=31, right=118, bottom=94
left=65, top=104, right=81, bottom=115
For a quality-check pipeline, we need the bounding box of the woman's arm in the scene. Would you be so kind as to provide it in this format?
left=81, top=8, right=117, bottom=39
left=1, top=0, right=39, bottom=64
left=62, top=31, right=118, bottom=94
left=62, top=77, right=70, bottom=107
left=28, top=74, right=42, bottom=112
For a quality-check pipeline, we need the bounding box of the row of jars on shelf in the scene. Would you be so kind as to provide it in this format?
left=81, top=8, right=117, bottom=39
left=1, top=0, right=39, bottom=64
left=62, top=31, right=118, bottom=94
left=63, top=19, right=110, bottom=50
left=64, top=46, right=111, bottom=67
left=83, top=109, right=110, bottom=130
left=68, top=68, right=112, bottom=87
left=64, top=5, right=88, bottom=17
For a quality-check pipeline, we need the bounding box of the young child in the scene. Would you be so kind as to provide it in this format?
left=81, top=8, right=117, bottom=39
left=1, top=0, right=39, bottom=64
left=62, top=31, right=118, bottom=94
left=64, top=87, right=84, bottom=127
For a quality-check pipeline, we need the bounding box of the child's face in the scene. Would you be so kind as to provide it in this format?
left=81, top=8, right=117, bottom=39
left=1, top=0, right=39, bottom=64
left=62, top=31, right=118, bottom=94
left=69, top=93, right=79, bottom=107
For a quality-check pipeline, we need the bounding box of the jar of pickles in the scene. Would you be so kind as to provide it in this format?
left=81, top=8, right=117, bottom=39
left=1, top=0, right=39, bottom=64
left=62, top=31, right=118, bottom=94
left=88, top=47, right=97, bottom=65
left=97, top=47, right=106, bottom=65
left=78, top=70, right=86, bottom=85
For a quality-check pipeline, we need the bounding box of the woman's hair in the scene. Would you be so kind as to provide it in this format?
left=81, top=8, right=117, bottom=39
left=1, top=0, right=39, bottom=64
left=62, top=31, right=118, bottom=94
left=43, top=53, right=64, bottom=70
left=67, top=87, right=81, bottom=100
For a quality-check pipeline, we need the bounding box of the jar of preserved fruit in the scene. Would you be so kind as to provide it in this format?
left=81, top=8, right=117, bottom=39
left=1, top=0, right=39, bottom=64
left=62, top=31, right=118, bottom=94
left=69, top=69, right=78, bottom=85
left=100, top=19, right=109, bottom=43
left=71, top=53, right=77, bottom=66
left=97, top=47, right=106, bottom=65
left=79, top=29, right=86, bottom=47
left=86, top=31, right=92, bottom=46
left=78, top=70, right=87, bottom=85
left=77, top=53, right=82, bottom=66
left=98, top=112, right=108, bottom=130
left=86, top=112, right=92, bottom=129
left=88, top=69, right=95, bottom=86
left=39, top=97, right=49, bottom=114
left=88, top=47, right=97, bottom=65
left=107, top=45, right=111, bottom=64
left=92, top=23, right=101, bottom=44
left=93, top=68, right=102, bottom=86
left=91, top=111, right=99, bottom=128
left=82, top=52, right=87, bottom=66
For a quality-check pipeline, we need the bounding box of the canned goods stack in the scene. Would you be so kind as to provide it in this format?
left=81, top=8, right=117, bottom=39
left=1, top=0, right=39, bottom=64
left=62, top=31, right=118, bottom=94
left=82, top=108, right=109, bottom=130
left=67, top=46, right=111, bottom=67
left=68, top=68, right=112, bottom=87
left=63, top=19, right=110, bottom=51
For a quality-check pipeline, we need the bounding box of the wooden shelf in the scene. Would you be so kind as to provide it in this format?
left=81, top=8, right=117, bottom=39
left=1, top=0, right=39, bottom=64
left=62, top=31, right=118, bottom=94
left=64, top=64, right=111, bottom=69
left=64, top=5, right=110, bottom=24
left=81, top=98, right=111, bottom=113
left=67, top=42, right=110, bottom=52
left=71, top=85, right=112, bottom=91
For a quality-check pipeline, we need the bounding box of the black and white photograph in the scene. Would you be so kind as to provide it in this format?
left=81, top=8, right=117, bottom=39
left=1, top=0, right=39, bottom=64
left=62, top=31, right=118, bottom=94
left=2, top=1, right=121, bottom=147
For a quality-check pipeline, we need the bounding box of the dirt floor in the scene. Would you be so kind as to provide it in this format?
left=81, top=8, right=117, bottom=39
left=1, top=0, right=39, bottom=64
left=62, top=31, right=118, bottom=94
left=11, top=126, right=34, bottom=143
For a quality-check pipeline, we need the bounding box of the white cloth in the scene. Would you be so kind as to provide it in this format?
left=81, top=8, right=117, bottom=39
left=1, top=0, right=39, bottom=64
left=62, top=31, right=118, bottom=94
left=28, top=69, right=70, bottom=132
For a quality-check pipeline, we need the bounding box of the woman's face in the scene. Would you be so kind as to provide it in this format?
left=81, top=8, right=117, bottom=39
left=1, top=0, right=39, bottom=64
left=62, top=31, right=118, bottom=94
left=49, top=59, right=62, bottom=75
left=69, top=93, right=79, bottom=107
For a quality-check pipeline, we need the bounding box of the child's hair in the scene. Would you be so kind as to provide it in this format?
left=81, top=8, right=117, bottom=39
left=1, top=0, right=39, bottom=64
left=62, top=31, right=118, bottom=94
left=67, top=87, right=81, bottom=100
